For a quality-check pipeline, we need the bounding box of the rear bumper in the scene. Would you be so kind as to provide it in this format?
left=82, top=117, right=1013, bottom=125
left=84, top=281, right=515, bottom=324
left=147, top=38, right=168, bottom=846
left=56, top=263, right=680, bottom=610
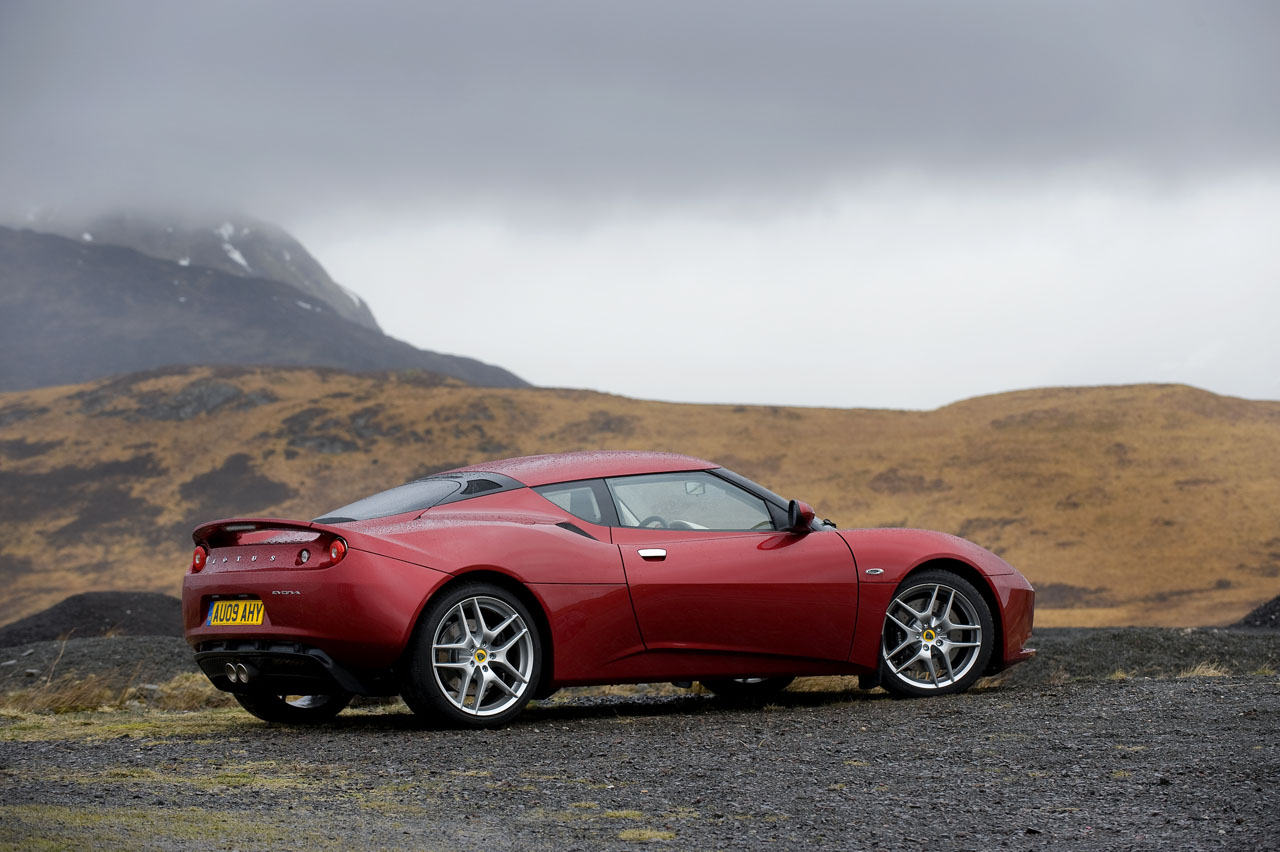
left=194, top=639, right=399, bottom=697
left=183, top=549, right=451, bottom=669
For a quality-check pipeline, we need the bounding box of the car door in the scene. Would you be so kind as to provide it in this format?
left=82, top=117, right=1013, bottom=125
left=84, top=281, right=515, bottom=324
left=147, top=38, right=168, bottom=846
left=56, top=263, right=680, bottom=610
left=608, top=471, right=859, bottom=662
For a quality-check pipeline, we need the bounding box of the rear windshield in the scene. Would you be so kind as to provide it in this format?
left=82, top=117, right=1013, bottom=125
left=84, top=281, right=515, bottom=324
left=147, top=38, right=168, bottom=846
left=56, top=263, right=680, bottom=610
left=314, top=479, right=462, bottom=523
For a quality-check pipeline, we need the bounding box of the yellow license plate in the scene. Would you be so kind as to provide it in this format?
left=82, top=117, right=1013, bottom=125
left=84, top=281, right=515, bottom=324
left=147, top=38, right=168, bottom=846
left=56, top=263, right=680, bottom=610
left=207, top=599, right=264, bottom=626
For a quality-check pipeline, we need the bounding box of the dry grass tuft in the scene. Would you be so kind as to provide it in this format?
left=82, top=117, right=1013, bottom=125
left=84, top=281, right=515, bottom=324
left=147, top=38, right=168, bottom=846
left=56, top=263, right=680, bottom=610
left=552, top=682, right=689, bottom=700
left=618, top=829, right=677, bottom=841
left=1046, top=667, right=1073, bottom=686
left=1, top=671, right=232, bottom=714
left=1106, top=669, right=1132, bottom=681
left=146, top=673, right=235, bottom=711
left=1, top=674, right=129, bottom=714
left=972, top=671, right=1013, bottom=691
left=789, top=675, right=863, bottom=694
left=1177, top=661, right=1231, bottom=678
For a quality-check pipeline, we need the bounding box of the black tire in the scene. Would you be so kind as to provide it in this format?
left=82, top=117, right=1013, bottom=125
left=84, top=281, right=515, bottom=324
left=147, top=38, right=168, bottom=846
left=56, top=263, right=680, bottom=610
left=700, top=676, right=795, bottom=702
left=878, top=570, right=994, bottom=698
left=400, top=582, right=542, bottom=728
left=233, top=691, right=352, bottom=724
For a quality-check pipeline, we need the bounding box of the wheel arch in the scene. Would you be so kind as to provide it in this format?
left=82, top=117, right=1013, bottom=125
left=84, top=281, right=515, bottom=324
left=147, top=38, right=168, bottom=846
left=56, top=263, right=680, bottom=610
left=900, top=557, right=1005, bottom=676
left=396, top=568, right=557, bottom=699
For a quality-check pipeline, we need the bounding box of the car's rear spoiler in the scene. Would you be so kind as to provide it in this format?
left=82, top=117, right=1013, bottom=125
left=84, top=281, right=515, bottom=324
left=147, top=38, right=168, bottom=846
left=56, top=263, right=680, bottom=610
left=192, top=518, right=337, bottom=548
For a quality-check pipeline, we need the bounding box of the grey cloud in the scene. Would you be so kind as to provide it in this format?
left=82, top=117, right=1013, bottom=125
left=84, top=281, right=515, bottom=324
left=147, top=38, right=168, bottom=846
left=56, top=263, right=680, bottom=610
left=1, top=0, right=1277, bottom=219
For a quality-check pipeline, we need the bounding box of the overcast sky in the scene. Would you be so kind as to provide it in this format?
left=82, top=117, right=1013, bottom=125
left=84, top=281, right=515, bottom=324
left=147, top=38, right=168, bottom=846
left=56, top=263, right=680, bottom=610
left=2, top=1, right=1277, bottom=409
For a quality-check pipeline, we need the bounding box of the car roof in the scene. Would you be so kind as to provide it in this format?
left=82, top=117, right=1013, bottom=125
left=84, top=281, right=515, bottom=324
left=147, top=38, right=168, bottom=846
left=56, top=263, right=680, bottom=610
left=441, top=450, right=717, bottom=487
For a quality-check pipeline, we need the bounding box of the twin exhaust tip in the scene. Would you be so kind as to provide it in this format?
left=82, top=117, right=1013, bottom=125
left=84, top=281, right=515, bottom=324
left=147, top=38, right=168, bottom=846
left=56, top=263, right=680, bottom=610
left=224, top=662, right=256, bottom=684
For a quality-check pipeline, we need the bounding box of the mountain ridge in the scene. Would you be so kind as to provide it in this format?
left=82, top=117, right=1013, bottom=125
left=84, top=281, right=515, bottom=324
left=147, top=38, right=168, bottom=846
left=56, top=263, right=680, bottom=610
left=17, top=210, right=381, bottom=331
left=0, top=226, right=527, bottom=391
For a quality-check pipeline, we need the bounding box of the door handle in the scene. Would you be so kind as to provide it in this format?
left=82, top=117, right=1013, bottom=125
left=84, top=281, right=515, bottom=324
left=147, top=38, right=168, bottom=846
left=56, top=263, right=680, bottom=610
left=638, top=548, right=666, bottom=561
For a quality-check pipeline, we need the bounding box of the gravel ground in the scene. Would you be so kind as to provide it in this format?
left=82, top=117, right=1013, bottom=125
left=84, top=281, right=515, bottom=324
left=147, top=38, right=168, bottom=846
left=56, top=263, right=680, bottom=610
left=1, top=628, right=1279, bottom=850
left=1, top=676, right=1277, bottom=851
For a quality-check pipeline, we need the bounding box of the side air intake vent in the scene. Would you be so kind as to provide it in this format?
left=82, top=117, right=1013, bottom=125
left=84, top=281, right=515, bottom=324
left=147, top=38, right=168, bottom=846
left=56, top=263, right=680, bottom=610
left=556, top=522, right=597, bottom=540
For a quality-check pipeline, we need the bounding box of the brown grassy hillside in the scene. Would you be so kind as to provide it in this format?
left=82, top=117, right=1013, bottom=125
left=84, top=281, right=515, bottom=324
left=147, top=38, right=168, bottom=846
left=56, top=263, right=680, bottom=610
left=1, top=366, right=1276, bottom=628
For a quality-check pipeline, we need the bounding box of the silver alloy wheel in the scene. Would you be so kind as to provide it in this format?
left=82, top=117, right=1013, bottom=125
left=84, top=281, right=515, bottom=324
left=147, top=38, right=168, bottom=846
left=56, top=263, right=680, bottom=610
left=881, top=580, right=985, bottom=690
left=431, top=595, right=535, bottom=717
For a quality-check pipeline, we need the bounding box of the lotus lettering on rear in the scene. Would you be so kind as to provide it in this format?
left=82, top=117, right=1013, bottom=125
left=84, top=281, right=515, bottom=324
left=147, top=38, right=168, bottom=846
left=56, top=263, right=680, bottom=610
left=271, top=590, right=301, bottom=595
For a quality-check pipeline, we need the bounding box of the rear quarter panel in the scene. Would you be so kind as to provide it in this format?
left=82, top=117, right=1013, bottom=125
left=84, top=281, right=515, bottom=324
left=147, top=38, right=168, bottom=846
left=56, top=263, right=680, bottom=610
left=184, top=489, right=634, bottom=677
left=347, top=487, right=626, bottom=585
left=340, top=489, right=637, bottom=678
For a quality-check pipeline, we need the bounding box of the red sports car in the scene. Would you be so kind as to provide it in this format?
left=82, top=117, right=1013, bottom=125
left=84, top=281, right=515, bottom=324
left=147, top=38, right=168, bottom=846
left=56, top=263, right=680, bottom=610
left=183, top=451, right=1035, bottom=727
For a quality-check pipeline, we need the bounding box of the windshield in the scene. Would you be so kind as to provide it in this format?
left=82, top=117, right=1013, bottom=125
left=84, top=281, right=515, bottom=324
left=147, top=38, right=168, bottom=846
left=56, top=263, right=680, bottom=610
left=710, top=467, right=789, bottom=509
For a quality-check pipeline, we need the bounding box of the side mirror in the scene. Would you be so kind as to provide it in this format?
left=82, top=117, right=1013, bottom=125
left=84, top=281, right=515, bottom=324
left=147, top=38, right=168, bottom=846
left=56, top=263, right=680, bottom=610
left=787, top=499, right=816, bottom=532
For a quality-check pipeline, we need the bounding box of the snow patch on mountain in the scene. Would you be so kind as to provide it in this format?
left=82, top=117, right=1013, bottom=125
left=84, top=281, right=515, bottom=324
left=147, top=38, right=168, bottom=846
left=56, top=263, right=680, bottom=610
left=222, top=242, right=251, bottom=271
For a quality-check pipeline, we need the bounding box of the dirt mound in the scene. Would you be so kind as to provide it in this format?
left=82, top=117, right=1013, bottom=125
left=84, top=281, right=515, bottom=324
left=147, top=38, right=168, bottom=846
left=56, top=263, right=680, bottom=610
left=0, top=591, right=181, bottom=648
left=1236, top=593, right=1280, bottom=629
left=0, top=635, right=195, bottom=690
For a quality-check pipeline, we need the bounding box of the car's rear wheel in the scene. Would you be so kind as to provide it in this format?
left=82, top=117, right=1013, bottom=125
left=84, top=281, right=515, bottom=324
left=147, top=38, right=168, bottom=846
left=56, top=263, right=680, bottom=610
left=400, top=582, right=542, bottom=728
left=700, top=677, right=794, bottom=701
left=233, top=692, right=352, bottom=724
left=879, top=570, right=994, bottom=698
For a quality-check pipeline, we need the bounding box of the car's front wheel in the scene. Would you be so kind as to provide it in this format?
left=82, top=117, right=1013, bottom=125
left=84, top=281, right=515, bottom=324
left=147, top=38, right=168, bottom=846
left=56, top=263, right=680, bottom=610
left=878, top=570, right=994, bottom=698
left=233, top=692, right=352, bottom=724
left=400, top=582, right=542, bottom=728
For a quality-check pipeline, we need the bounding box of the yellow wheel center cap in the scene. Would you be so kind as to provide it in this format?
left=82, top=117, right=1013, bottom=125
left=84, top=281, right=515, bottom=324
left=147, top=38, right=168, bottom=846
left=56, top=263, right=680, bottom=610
left=474, top=649, right=489, bottom=664
left=922, top=629, right=937, bottom=643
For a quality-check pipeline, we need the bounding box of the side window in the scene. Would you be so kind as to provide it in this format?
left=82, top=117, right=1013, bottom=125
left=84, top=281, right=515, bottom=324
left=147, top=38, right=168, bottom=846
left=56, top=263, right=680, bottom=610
left=606, top=471, right=775, bottom=531
left=534, top=482, right=605, bottom=526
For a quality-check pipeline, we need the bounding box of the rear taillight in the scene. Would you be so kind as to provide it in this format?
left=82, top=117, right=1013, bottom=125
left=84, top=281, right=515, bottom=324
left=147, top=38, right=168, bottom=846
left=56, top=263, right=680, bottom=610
left=191, top=545, right=208, bottom=573
left=291, top=537, right=345, bottom=568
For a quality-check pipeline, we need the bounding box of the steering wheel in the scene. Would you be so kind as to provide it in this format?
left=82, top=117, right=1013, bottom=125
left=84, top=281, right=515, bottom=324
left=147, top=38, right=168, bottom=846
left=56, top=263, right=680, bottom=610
left=751, top=520, right=775, bottom=530
left=638, top=515, right=668, bottom=529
